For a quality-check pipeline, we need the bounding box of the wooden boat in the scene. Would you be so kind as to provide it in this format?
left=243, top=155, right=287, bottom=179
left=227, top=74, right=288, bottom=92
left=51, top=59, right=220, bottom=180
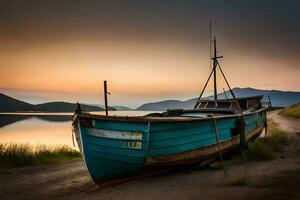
left=72, top=37, right=267, bottom=184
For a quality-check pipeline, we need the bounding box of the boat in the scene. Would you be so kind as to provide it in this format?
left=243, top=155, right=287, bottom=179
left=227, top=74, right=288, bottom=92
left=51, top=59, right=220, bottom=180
left=72, top=37, right=268, bottom=184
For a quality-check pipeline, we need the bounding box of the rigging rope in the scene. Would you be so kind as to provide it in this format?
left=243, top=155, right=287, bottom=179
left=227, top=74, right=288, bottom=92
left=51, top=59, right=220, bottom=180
left=211, top=114, right=228, bottom=177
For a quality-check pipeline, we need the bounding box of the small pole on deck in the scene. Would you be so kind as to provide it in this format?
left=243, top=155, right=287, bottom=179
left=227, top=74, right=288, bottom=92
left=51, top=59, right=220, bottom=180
left=104, top=80, right=109, bottom=116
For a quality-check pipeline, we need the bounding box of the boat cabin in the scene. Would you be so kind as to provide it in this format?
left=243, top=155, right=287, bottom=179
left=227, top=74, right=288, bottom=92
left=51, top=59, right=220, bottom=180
left=158, top=95, right=263, bottom=118
left=195, top=95, right=263, bottom=113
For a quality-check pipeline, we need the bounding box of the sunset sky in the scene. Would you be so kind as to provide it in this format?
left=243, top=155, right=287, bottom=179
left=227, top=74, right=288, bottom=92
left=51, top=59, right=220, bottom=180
left=0, top=0, right=299, bottom=108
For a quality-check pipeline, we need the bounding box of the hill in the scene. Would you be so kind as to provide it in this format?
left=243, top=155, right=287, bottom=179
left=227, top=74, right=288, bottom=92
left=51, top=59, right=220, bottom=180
left=111, top=106, right=132, bottom=111
left=219, top=87, right=300, bottom=107
left=88, top=104, right=131, bottom=111
left=0, top=93, right=105, bottom=112
left=137, top=100, right=184, bottom=111
left=279, top=103, right=300, bottom=119
left=137, top=87, right=300, bottom=111
left=0, top=93, right=33, bottom=112
left=33, top=102, right=106, bottom=112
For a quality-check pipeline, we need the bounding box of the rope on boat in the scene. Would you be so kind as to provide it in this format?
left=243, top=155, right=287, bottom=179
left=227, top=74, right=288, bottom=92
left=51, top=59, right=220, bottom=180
left=211, top=114, right=228, bottom=177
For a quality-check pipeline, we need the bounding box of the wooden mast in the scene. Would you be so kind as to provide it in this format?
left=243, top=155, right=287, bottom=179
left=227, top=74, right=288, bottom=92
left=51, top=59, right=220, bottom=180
left=194, top=37, right=223, bottom=108
left=209, top=19, right=212, bottom=74
left=213, top=37, right=218, bottom=106
left=194, top=36, right=222, bottom=108
left=193, top=20, right=213, bottom=109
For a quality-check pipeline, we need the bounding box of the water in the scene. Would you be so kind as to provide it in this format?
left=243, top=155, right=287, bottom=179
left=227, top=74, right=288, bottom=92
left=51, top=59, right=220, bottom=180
left=0, top=111, right=157, bottom=148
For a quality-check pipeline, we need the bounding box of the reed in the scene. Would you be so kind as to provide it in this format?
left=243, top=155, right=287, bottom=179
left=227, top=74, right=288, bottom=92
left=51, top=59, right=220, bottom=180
left=246, top=119, right=288, bottom=161
left=0, top=143, right=81, bottom=169
left=279, top=103, right=300, bottom=119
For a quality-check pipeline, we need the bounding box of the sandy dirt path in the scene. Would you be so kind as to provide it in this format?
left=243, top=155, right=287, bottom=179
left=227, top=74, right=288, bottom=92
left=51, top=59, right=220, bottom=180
left=0, top=111, right=299, bottom=200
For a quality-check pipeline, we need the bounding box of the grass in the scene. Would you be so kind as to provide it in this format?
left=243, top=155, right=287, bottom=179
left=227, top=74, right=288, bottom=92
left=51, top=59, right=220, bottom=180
left=279, top=103, right=300, bottom=119
left=228, top=120, right=288, bottom=186
left=245, top=119, right=288, bottom=161
left=0, top=143, right=81, bottom=169
left=228, top=176, right=249, bottom=186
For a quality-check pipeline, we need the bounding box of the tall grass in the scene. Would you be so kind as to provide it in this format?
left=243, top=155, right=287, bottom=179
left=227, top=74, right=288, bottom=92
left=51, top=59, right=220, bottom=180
left=279, top=103, right=300, bottom=119
left=0, top=143, right=81, bottom=169
left=246, top=119, right=288, bottom=161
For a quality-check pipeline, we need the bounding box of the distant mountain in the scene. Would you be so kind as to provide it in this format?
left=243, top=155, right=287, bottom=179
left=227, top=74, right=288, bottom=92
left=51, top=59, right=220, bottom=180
left=2, top=87, right=300, bottom=112
left=33, top=102, right=106, bottom=112
left=112, top=106, right=133, bottom=111
left=88, top=104, right=132, bottom=111
left=0, top=93, right=33, bottom=112
left=137, top=99, right=196, bottom=111
left=220, top=87, right=300, bottom=107
left=136, top=87, right=300, bottom=111
left=0, top=93, right=105, bottom=112
left=137, top=100, right=188, bottom=111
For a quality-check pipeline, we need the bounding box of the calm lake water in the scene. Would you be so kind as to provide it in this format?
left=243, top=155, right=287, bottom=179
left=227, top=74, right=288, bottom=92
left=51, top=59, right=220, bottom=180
left=0, top=111, right=156, bottom=148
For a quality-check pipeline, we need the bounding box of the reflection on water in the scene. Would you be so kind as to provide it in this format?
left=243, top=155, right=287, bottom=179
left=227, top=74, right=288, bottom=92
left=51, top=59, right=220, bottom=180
left=0, top=117, right=73, bottom=147
left=0, top=111, right=156, bottom=148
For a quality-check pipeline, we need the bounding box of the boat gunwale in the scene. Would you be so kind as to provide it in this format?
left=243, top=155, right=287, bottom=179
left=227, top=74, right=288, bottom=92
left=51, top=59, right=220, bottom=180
left=75, top=107, right=267, bottom=123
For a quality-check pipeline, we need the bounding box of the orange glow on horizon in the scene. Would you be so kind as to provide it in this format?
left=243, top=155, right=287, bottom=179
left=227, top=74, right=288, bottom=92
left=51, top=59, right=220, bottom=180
left=1, top=39, right=299, bottom=99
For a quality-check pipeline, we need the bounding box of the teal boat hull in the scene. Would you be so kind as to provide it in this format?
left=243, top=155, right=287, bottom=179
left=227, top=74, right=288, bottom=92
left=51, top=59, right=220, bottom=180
left=73, top=108, right=266, bottom=183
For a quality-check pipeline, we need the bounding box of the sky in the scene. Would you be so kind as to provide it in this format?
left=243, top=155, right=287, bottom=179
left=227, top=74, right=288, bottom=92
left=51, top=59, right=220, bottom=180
left=0, top=0, right=299, bottom=108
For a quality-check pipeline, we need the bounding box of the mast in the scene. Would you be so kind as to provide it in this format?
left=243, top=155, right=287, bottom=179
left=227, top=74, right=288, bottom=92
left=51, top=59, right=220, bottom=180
left=194, top=21, right=222, bottom=109
left=194, top=36, right=223, bottom=108
left=213, top=37, right=218, bottom=106
left=193, top=21, right=213, bottom=109
left=209, top=19, right=212, bottom=72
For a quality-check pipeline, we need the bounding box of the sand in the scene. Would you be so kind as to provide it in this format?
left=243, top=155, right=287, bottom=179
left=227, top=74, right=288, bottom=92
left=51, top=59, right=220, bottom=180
left=0, top=111, right=299, bottom=200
